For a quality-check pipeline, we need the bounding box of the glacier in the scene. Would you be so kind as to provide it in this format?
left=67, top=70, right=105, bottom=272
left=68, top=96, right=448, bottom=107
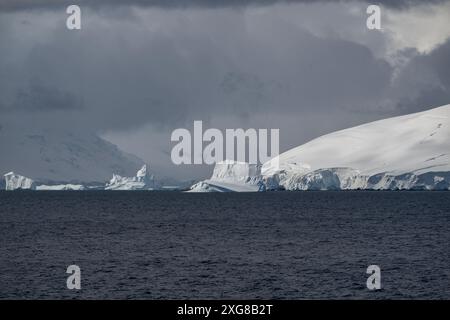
left=4, top=172, right=36, bottom=190
left=105, top=164, right=158, bottom=190
left=263, top=104, right=450, bottom=191
left=191, top=104, right=450, bottom=191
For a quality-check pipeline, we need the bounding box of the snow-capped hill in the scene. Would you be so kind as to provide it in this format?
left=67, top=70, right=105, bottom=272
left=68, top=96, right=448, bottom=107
left=189, top=161, right=265, bottom=192
left=0, top=124, right=144, bottom=183
left=105, top=164, right=157, bottom=190
left=263, top=104, right=450, bottom=190
left=4, top=172, right=36, bottom=190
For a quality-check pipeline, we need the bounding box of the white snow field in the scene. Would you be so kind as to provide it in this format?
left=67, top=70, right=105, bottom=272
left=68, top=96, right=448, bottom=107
left=192, top=105, right=450, bottom=191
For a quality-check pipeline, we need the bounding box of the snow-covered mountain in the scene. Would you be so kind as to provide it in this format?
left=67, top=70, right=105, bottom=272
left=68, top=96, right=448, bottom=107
left=191, top=104, right=450, bottom=191
left=0, top=124, right=144, bottom=183
left=263, top=104, right=450, bottom=190
left=105, top=165, right=158, bottom=190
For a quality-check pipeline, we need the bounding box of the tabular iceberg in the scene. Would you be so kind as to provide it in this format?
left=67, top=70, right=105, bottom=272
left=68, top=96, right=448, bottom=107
left=36, top=184, right=86, bottom=191
left=189, top=160, right=265, bottom=192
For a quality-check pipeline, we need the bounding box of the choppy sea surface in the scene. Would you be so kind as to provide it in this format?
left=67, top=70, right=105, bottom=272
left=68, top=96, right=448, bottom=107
left=0, top=191, right=449, bottom=299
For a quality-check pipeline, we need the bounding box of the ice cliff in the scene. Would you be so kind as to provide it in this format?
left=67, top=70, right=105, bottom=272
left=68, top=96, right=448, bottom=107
left=189, top=161, right=265, bottom=192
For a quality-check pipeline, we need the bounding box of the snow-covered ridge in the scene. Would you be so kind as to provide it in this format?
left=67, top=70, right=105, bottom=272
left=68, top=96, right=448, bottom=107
left=191, top=104, right=450, bottom=191
left=2, top=105, right=449, bottom=192
left=263, top=104, right=450, bottom=190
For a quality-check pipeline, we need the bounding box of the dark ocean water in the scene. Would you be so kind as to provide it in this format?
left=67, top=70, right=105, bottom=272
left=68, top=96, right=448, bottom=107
left=0, top=191, right=449, bottom=299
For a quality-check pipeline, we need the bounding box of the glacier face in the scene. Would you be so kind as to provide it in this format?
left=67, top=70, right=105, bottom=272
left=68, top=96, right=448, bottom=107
left=4, top=172, right=36, bottom=190
left=105, top=165, right=157, bottom=190
left=278, top=168, right=450, bottom=191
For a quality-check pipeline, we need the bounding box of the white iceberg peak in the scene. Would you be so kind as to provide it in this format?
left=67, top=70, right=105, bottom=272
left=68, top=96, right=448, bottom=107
left=105, top=164, right=157, bottom=190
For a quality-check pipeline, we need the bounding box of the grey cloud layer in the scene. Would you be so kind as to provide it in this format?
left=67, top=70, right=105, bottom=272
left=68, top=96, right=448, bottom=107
left=0, top=2, right=449, bottom=179
left=0, top=0, right=447, bottom=11
left=0, top=6, right=395, bottom=131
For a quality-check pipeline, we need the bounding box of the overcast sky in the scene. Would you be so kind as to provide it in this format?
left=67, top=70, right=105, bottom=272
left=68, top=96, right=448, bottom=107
left=1, top=0, right=449, bottom=179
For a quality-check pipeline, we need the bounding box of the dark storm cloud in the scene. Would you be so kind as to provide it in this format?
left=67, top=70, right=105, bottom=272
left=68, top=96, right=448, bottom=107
left=0, top=2, right=448, bottom=132
left=12, top=82, right=83, bottom=112
left=0, top=0, right=447, bottom=11
left=390, top=39, right=450, bottom=113
left=0, top=8, right=393, bottom=132
left=0, top=1, right=449, bottom=179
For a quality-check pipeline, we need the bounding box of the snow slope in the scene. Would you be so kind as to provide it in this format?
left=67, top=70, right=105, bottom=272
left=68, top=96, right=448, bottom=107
left=262, top=104, right=450, bottom=190
left=0, top=124, right=144, bottom=183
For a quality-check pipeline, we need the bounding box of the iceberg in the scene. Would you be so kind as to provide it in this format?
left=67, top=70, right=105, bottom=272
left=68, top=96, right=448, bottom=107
left=36, top=184, right=86, bottom=191
left=4, top=172, right=36, bottom=190
left=189, top=160, right=265, bottom=192
left=105, top=164, right=157, bottom=190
